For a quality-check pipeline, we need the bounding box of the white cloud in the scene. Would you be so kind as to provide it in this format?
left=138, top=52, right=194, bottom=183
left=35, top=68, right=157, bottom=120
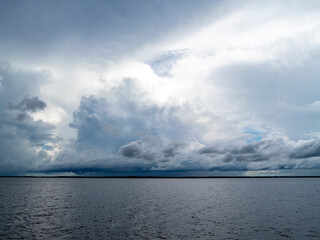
left=2, top=1, right=320, bottom=175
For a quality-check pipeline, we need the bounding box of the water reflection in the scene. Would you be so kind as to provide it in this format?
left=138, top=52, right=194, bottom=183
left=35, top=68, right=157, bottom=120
left=0, top=178, right=319, bottom=239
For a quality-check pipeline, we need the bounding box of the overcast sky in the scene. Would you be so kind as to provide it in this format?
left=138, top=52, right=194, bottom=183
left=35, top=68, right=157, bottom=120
left=1, top=0, right=320, bottom=176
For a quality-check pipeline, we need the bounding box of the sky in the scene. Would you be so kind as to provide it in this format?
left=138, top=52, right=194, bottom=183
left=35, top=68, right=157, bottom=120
left=1, top=0, right=320, bottom=176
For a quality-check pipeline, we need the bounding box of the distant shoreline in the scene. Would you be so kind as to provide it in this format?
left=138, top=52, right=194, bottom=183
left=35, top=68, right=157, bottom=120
left=1, top=176, right=320, bottom=178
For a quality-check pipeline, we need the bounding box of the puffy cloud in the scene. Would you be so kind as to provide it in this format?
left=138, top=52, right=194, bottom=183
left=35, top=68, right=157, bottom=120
left=289, top=141, right=320, bottom=159
left=199, top=139, right=285, bottom=165
left=162, top=143, right=185, bottom=158
left=0, top=63, right=60, bottom=175
left=2, top=1, right=320, bottom=176
left=19, top=73, right=319, bottom=175
left=9, top=96, right=46, bottom=112
left=44, top=76, right=320, bottom=175
left=68, top=79, right=213, bottom=154
left=118, top=141, right=155, bottom=161
left=119, top=141, right=143, bottom=158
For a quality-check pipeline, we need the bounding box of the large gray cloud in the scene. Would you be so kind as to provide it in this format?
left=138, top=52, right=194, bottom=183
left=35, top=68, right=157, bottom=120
left=289, top=141, right=320, bottom=159
left=0, top=63, right=60, bottom=175
left=9, top=96, right=46, bottom=113
left=0, top=0, right=223, bottom=63
left=43, top=78, right=320, bottom=175
left=198, top=139, right=286, bottom=165
left=2, top=1, right=320, bottom=176
left=118, top=141, right=155, bottom=161
left=162, top=143, right=185, bottom=158
left=68, top=79, right=201, bottom=154
left=2, top=62, right=320, bottom=176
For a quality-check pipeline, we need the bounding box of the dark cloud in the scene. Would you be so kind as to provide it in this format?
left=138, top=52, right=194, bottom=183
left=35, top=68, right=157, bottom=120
left=230, top=140, right=279, bottom=155
left=8, top=95, right=47, bottom=123
left=289, top=141, right=320, bottom=159
left=9, top=96, right=46, bottom=112
left=162, top=143, right=184, bottom=157
left=118, top=141, right=155, bottom=161
left=198, top=146, right=219, bottom=154
left=222, top=152, right=267, bottom=163
left=199, top=139, right=286, bottom=164
left=119, top=141, right=142, bottom=158
left=45, top=150, right=158, bottom=174
left=0, top=0, right=222, bottom=61
left=16, top=112, right=29, bottom=121
left=0, top=63, right=59, bottom=175
left=119, top=141, right=143, bottom=158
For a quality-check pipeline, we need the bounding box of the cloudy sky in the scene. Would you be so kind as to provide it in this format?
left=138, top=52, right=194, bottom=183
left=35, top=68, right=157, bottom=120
left=1, top=0, right=320, bottom=176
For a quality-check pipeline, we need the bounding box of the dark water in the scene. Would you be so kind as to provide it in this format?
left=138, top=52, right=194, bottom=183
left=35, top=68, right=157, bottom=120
left=0, top=178, right=320, bottom=239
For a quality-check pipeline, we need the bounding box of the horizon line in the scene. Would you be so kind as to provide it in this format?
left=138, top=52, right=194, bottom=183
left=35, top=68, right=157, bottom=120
left=1, top=176, right=320, bottom=178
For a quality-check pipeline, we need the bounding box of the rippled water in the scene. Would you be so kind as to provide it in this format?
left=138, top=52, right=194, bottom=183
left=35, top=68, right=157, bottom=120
left=0, top=178, right=320, bottom=239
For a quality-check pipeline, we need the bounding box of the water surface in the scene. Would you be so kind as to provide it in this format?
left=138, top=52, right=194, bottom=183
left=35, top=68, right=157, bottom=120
left=0, top=178, right=319, bottom=239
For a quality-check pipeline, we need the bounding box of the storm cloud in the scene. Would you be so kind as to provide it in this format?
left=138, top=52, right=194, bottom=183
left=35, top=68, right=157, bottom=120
left=9, top=96, right=46, bottom=113
left=0, top=63, right=59, bottom=174
left=289, top=141, right=320, bottom=159
left=118, top=141, right=155, bottom=161
left=1, top=1, right=320, bottom=176
left=68, top=79, right=206, bottom=155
